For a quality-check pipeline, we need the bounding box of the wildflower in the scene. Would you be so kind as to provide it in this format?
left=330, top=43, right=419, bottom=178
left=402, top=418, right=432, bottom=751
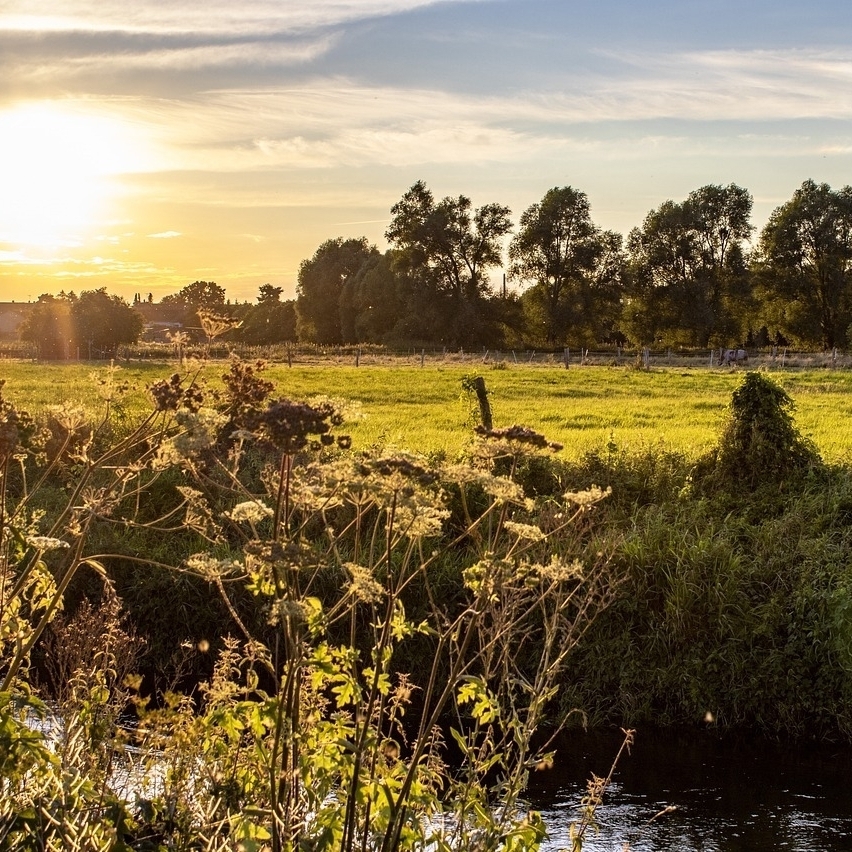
left=154, top=408, right=227, bottom=466
left=47, top=403, right=88, bottom=434
left=26, top=535, right=71, bottom=551
left=249, top=398, right=339, bottom=453
left=479, top=474, right=524, bottom=505
left=563, top=485, right=612, bottom=508
left=148, top=373, right=204, bottom=412
left=394, top=502, right=450, bottom=539
left=503, top=521, right=546, bottom=542
left=185, top=553, right=243, bottom=580
left=225, top=500, right=273, bottom=523
left=534, top=555, right=584, bottom=582
left=345, top=562, right=385, bottom=604
left=177, top=486, right=223, bottom=541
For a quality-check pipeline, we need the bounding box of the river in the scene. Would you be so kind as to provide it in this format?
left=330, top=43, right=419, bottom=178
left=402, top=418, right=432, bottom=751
left=526, top=727, right=852, bottom=851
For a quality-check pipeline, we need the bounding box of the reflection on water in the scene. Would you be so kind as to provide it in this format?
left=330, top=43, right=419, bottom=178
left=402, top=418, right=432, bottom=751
left=526, top=728, right=852, bottom=851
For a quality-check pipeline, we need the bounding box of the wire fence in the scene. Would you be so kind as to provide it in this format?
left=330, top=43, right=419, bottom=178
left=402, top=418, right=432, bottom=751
left=1, top=340, right=851, bottom=371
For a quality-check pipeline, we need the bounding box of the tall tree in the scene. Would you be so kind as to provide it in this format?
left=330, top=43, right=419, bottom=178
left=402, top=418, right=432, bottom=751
left=755, top=180, right=852, bottom=349
left=239, top=285, right=297, bottom=345
left=624, top=184, right=753, bottom=347
left=296, top=238, right=377, bottom=344
left=72, top=288, right=143, bottom=358
left=20, top=289, right=142, bottom=359
left=20, top=293, right=75, bottom=359
left=160, top=281, right=228, bottom=328
left=509, top=186, right=624, bottom=345
left=385, top=181, right=512, bottom=344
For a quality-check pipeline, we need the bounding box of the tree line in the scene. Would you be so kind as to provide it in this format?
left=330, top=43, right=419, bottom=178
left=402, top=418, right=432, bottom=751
left=20, top=178, right=852, bottom=355
left=296, top=178, right=852, bottom=352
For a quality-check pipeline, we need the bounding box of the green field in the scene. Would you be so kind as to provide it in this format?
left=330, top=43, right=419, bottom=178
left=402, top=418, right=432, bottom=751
left=4, top=359, right=852, bottom=462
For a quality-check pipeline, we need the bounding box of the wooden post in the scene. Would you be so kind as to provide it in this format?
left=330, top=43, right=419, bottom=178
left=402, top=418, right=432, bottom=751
left=471, top=376, right=492, bottom=431
left=563, top=347, right=570, bottom=369
left=355, top=347, right=360, bottom=367
left=420, top=349, right=425, bottom=368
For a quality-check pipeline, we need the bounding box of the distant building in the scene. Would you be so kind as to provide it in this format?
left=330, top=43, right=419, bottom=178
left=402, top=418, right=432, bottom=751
left=133, top=301, right=185, bottom=341
left=0, top=302, right=33, bottom=340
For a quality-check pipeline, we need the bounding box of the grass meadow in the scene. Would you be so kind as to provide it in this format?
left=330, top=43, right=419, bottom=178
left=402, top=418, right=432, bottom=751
left=4, top=358, right=852, bottom=462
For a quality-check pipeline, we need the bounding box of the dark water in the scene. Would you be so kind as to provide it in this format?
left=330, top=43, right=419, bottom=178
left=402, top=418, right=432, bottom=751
left=525, top=728, right=852, bottom=851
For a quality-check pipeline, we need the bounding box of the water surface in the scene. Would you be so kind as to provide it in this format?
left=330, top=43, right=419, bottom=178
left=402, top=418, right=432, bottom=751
left=526, top=728, right=852, bottom=851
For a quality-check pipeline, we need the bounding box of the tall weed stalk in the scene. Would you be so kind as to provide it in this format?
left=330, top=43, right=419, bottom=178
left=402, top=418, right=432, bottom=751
left=0, top=361, right=614, bottom=851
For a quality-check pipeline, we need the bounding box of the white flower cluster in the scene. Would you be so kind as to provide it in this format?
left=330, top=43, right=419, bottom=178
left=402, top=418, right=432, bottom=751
left=563, top=485, right=612, bottom=507
left=26, top=535, right=71, bottom=551
left=503, top=521, right=546, bottom=542
left=225, top=500, right=273, bottom=524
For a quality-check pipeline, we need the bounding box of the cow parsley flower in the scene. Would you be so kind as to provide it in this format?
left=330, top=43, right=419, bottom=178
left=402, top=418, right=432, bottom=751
left=26, top=535, right=71, bottom=551
left=563, top=485, right=611, bottom=507
left=225, top=500, right=273, bottom=523
left=503, top=521, right=546, bottom=542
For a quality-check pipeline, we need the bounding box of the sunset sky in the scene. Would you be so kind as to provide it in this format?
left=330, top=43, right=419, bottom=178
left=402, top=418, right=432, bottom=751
left=3, top=0, right=852, bottom=304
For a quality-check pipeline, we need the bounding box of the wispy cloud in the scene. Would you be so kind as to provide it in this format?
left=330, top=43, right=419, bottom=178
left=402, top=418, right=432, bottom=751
left=0, top=1, right=467, bottom=36
left=148, top=231, right=182, bottom=239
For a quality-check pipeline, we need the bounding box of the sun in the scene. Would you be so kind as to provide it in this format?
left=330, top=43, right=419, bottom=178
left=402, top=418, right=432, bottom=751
left=0, top=103, right=147, bottom=250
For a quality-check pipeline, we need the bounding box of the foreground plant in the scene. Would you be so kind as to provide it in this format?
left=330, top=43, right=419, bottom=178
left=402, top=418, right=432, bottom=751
left=0, top=361, right=614, bottom=851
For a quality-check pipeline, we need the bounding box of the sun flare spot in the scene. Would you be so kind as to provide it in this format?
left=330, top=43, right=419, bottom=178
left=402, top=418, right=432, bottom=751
left=0, top=103, right=149, bottom=250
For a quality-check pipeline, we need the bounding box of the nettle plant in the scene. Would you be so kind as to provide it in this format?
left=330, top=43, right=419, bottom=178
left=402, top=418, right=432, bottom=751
left=0, top=360, right=613, bottom=852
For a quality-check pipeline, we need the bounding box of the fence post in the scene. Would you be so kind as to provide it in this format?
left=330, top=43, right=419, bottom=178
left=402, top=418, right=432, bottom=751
left=471, top=376, right=492, bottom=431
left=421, top=349, right=425, bottom=368
left=563, top=347, right=570, bottom=369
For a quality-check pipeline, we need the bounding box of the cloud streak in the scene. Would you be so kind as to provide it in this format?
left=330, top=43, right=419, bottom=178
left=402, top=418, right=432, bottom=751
left=0, top=1, right=468, bottom=36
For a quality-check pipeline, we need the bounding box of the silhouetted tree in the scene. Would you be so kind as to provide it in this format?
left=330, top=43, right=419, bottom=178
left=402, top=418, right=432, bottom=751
left=20, top=293, right=75, bottom=359
left=160, top=281, right=228, bottom=329
left=509, top=187, right=624, bottom=346
left=20, top=289, right=141, bottom=359
left=755, top=179, right=852, bottom=349
left=239, top=285, right=297, bottom=344
left=624, top=184, right=753, bottom=347
left=385, top=181, right=512, bottom=345
left=296, top=238, right=378, bottom=344
left=72, top=288, right=143, bottom=358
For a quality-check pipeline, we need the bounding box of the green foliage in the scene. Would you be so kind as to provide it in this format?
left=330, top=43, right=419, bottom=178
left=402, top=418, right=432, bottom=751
left=509, top=186, right=624, bottom=347
left=296, top=237, right=379, bottom=344
left=756, top=179, right=852, bottom=349
left=386, top=180, right=513, bottom=346
left=0, top=361, right=613, bottom=851
left=693, top=370, right=822, bottom=492
left=625, top=183, right=752, bottom=347
left=19, top=289, right=143, bottom=360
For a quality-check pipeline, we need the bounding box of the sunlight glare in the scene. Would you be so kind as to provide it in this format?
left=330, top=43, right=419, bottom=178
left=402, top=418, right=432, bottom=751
left=0, top=103, right=148, bottom=250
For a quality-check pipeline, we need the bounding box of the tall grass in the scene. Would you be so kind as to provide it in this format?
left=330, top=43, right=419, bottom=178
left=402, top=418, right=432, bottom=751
left=0, top=360, right=615, bottom=851
left=4, top=360, right=852, bottom=461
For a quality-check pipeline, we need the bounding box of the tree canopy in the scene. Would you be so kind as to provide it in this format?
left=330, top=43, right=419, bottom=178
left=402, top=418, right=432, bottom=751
left=509, top=186, right=624, bottom=346
left=20, top=289, right=142, bottom=359
left=624, top=184, right=753, bottom=347
left=756, top=179, right=852, bottom=349
left=27, top=177, right=852, bottom=354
